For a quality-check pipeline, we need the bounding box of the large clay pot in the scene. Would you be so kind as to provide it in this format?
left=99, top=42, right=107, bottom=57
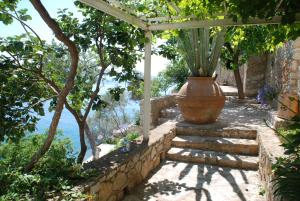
left=176, top=77, right=225, bottom=124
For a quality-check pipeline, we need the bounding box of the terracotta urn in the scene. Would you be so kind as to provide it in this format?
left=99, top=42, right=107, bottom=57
left=176, top=77, right=225, bottom=124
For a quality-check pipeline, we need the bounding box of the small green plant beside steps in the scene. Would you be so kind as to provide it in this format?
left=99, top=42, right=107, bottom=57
left=272, top=124, right=300, bottom=201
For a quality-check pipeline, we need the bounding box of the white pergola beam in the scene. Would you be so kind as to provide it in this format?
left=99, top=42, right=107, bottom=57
left=146, top=13, right=227, bottom=23
left=142, top=31, right=152, bottom=141
left=146, top=15, right=196, bottom=23
left=148, top=14, right=300, bottom=30
left=79, top=0, right=147, bottom=30
left=107, top=0, right=138, bottom=17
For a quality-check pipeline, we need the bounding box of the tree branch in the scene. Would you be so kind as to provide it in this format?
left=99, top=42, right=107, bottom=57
left=25, top=0, right=79, bottom=172
left=83, top=67, right=106, bottom=120
left=24, top=95, right=57, bottom=112
left=0, top=10, right=44, bottom=45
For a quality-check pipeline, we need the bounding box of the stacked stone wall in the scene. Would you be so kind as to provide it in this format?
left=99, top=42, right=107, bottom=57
left=265, top=41, right=298, bottom=95
left=140, top=95, right=176, bottom=129
left=243, top=54, right=268, bottom=96
left=216, top=37, right=300, bottom=99
left=80, top=122, right=176, bottom=201
left=293, top=37, right=300, bottom=96
left=215, top=61, right=246, bottom=87
left=257, top=126, right=285, bottom=201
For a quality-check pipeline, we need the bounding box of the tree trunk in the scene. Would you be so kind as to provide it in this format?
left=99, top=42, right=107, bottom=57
left=85, top=124, right=99, bottom=160
left=25, top=97, right=66, bottom=172
left=233, top=68, right=245, bottom=99
left=77, top=123, right=87, bottom=164
left=25, top=0, right=79, bottom=172
left=232, top=49, right=245, bottom=100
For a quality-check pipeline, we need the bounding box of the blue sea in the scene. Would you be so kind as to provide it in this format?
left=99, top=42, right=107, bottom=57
left=35, top=79, right=140, bottom=159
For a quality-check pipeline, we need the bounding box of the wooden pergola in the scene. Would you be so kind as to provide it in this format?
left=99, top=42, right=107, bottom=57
left=79, top=0, right=300, bottom=141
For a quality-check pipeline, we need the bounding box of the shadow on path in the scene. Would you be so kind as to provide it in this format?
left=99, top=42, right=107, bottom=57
left=124, top=160, right=252, bottom=201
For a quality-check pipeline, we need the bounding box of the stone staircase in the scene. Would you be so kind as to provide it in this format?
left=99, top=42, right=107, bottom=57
left=166, top=124, right=259, bottom=170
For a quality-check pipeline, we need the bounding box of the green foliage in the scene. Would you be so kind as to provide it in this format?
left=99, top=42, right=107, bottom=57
left=151, top=74, right=169, bottom=97
left=0, top=1, right=145, bottom=149
left=130, top=0, right=299, bottom=25
left=130, top=58, right=189, bottom=98
left=151, top=59, right=189, bottom=96
left=0, top=36, right=51, bottom=142
left=53, top=4, right=145, bottom=115
left=161, top=59, right=189, bottom=91
left=272, top=123, right=300, bottom=201
left=132, top=56, right=190, bottom=98
left=278, top=124, right=300, bottom=155
left=273, top=156, right=300, bottom=201
left=215, top=0, right=300, bottom=24
left=221, top=24, right=300, bottom=77
left=87, top=92, right=133, bottom=141
left=134, top=111, right=141, bottom=126
left=104, top=132, right=140, bottom=147
left=111, top=132, right=140, bottom=149
left=158, top=27, right=226, bottom=77
left=0, top=0, right=28, bottom=25
left=126, top=132, right=140, bottom=141
left=0, top=134, right=93, bottom=200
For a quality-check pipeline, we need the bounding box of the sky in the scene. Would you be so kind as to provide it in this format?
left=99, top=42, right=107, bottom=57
left=0, top=0, right=169, bottom=76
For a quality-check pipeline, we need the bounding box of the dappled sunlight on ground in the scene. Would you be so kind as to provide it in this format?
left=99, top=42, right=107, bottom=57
left=123, top=98, right=267, bottom=201
left=124, top=161, right=264, bottom=201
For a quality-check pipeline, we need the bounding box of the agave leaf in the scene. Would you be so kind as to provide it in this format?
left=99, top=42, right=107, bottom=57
left=198, top=28, right=209, bottom=76
left=191, top=29, right=200, bottom=75
left=178, top=30, right=198, bottom=76
left=208, top=28, right=226, bottom=76
left=178, top=28, right=226, bottom=77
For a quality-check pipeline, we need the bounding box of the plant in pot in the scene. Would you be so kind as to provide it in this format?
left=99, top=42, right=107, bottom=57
left=176, top=27, right=226, bottom=124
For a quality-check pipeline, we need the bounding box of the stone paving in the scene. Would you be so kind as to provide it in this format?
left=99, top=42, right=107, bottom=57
left=123, top=161, right=264, bottom=201
left=123, top=99, right=267, bottom=201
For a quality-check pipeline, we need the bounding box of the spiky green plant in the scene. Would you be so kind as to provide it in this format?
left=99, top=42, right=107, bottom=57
left=178, top=28, right=226, bottom=77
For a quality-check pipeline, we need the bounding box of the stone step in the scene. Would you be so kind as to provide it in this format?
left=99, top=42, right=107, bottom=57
left=166, top=147, right=258, bottom=170
left=176, top=124, right=257, bottom=139
left=171, top=136, right=258, bottom=156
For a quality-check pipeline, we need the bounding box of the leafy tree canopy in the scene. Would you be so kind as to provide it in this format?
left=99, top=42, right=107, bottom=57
left=0, top=0, right=146, bottom=144
left=221, top=24, right=300, bottom=70
left=122, top=0, right=299, bottom=24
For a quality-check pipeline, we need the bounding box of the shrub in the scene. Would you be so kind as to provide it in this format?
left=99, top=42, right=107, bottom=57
left=126, top=132, right=140, bottom=141
left=0, top=134, right=93, bottom=200
left=272, top=124, right=300, bottom=201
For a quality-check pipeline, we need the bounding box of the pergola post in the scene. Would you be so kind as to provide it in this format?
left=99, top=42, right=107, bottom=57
left=143, top=31, right=152, bottom=141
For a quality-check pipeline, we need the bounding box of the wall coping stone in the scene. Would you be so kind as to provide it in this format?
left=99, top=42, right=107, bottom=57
left=77, top=121, right=176, bottom=194
left=256, top=124, right=285, bottom=201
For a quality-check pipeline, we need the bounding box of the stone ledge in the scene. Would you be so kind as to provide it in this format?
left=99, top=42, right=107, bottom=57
left=266, top=110, right=296, bottom=129
left=257, top=125, right=285, bottom=201
left=77, top=121, right=176, bottom=201
left=140, top=95, right=177, bottom=128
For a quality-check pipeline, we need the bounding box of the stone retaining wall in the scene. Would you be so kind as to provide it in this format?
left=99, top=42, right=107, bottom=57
left=294, top=37, right=300, bottom=96
left=257, top=39, right=300, bottom=201
left=257, top=126, right=285, bottom=201
left=140, top=95, right=176, bottom=129
left=81, top=122, right=176, bottom=201
left=217, top=37, right=300, bottom=98
left=215, top=64, right=245, bottom=86
left=243, top=54, right=268, bottom=96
